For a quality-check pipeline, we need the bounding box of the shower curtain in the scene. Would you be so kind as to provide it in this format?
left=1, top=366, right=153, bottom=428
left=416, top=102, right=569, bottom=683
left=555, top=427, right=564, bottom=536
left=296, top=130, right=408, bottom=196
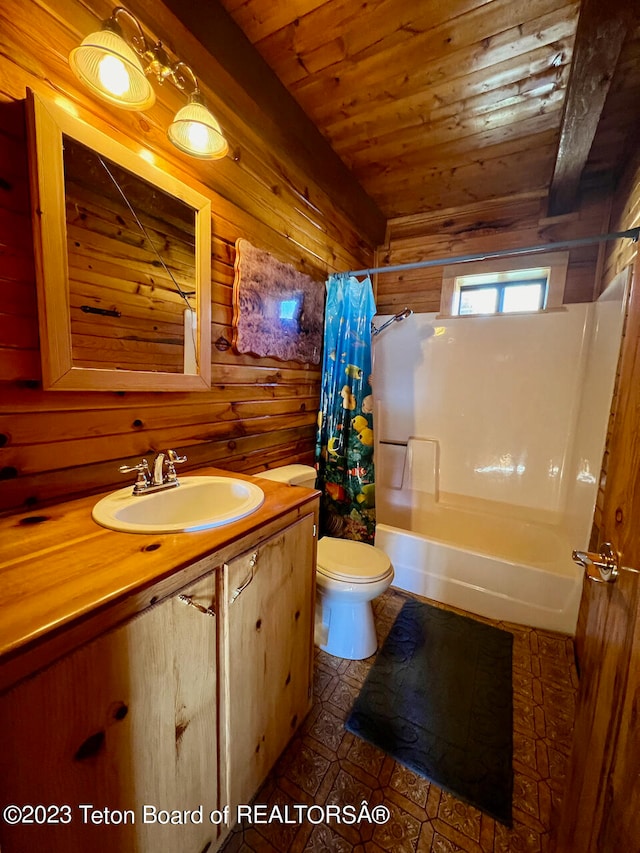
left=315, top=273, right=376, bottom=544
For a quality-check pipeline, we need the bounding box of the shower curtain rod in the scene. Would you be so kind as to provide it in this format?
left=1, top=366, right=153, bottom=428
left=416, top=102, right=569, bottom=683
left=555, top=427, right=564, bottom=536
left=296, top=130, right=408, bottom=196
left=345, top=227, right=640, bottom=277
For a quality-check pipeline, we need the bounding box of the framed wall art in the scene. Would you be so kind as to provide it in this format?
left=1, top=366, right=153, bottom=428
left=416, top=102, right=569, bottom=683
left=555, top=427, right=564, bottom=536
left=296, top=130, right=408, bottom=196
left=233, top=238, right=323, bottom=364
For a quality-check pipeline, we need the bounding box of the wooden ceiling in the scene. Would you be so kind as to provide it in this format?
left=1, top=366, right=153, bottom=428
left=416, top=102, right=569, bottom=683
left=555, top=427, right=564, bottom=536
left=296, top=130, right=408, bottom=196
left=216, top=0, right=640, bottom=222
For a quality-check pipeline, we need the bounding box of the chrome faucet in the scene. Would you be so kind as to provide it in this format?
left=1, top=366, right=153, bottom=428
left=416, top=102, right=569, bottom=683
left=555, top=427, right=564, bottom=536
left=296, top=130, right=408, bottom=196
left=120, top=450, right=187, bottom=495
left=152, top=452, right=166, bottom=485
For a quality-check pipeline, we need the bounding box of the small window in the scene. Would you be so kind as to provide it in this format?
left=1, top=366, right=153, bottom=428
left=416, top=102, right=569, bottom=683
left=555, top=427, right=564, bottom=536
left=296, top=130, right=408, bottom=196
left=440, top=252, right=569, bottom=318
left=458, top=278, right=547, bottom=316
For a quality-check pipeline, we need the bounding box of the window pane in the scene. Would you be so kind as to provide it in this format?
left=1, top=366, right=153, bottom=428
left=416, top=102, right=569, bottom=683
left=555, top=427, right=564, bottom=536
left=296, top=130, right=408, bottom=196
left=459, top=287, right=498, bottom=315
left=502, top=284, right=543, bottom=313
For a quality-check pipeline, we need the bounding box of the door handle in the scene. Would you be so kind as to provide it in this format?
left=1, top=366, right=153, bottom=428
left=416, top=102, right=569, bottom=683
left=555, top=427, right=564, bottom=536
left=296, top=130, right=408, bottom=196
left=573, top=543, right=640, bottom=584
left=572, top=543, right=620, bottom=584
left=177, top=594, right=216, bottom=617
left=229, top=551, right=258, bottom=604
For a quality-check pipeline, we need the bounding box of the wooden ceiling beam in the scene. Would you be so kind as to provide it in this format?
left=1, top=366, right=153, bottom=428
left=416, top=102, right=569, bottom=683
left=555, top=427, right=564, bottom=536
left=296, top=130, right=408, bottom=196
left=160, top=0, right=387, bottom=247
left=549, top=0, right=636, bottom=215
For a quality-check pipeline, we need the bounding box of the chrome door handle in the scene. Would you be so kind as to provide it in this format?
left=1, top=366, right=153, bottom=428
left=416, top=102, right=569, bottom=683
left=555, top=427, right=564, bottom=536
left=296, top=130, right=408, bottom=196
left=572, top=543, right=620, bottom=584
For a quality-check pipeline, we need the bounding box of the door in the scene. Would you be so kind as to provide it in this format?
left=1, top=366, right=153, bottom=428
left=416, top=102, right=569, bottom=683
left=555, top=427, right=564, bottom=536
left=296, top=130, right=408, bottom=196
left=0, top=570, right=219, bottom=853
left=555, top=258, right=640, bottom=852
left=223, top=514, right=316, bottom=815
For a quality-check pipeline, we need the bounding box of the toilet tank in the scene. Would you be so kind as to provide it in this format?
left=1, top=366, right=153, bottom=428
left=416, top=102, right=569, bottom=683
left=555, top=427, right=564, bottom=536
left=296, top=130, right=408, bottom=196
left=257, top=464, right=317, bottom=489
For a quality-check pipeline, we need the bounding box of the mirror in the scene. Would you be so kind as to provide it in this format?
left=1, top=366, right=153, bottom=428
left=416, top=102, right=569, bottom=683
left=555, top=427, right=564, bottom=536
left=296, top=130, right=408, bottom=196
left=26, top=89, right=211, bottom=391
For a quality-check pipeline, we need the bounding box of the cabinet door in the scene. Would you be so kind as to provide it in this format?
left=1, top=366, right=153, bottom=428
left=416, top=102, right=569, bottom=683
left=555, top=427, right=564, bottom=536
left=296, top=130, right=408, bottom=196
left=0, top=571, right=219, bottom=853
left=224, top=513, right=315, bottom=812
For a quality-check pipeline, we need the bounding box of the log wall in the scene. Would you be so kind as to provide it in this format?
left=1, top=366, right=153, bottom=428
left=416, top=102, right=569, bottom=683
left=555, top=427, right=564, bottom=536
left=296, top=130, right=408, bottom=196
left=375, top=188, right=613, bottom=315
left=0, top=0, right=374, bottom=515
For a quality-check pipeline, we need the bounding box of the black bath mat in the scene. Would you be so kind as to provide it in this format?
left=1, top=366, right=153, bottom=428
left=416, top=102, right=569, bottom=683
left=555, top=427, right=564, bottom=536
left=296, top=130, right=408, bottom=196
left=345, top=598, right=513, bottom=825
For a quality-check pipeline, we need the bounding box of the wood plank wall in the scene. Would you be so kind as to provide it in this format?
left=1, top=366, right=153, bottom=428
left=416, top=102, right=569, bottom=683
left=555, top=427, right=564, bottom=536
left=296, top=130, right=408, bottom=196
left=0, top=0, right=373, bottom=516
left=374, top=188, right=612, bottom=314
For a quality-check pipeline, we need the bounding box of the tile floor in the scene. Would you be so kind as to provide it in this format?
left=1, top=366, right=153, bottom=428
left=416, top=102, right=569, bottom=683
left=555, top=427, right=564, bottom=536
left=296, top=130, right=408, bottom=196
left=222, top=588, right=579, bottom=853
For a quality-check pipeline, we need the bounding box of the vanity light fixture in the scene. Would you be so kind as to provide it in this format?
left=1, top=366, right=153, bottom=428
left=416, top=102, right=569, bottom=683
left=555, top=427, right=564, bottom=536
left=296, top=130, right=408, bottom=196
left=69, top=6, right=228, bottom=160
left=69, top=9, right=155, bottom=110
left=167, top=67, right=228, bottom=160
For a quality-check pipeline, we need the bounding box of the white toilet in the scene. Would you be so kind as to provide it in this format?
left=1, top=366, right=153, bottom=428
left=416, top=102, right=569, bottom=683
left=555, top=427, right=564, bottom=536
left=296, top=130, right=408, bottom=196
left=256, top=465, right=394, bottom=660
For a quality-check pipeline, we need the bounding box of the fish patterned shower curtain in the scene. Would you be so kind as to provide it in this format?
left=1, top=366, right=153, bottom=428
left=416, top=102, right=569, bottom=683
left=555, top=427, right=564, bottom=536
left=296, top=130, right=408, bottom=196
left=315, top=273, right=376, bottom=544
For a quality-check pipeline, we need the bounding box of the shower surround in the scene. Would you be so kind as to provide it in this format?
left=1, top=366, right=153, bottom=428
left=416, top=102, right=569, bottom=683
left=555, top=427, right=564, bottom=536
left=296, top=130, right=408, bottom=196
left=373, top=274, right=627, bottom=633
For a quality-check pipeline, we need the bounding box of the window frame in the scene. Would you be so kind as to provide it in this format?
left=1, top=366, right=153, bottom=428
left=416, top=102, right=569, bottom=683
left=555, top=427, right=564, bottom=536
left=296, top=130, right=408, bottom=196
left=439, top=251, right=569, bottom=318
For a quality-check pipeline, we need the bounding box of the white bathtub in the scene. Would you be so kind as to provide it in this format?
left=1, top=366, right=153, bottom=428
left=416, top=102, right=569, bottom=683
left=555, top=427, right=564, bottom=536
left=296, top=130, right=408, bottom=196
left=375, top=492, right=583, bottom=634
left=371, top=289, right=628, bottom=637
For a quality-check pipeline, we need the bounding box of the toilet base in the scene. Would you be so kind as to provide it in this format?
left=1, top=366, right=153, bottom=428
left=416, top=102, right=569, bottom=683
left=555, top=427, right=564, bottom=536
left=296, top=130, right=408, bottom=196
left=316, top=596, right=378, bottom=660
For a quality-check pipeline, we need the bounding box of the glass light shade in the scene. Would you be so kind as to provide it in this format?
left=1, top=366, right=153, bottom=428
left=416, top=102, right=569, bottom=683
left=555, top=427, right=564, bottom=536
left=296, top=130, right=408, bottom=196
left=69, top=27, right=155, bottom=110
left=168, top=94, right=228, bottom=160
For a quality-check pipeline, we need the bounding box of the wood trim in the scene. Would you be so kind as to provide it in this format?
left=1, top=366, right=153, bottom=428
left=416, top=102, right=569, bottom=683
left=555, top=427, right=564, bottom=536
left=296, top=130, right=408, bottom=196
left=549, top=0, right=635, bottom=215
left=26, top=88, right=70, bottom=388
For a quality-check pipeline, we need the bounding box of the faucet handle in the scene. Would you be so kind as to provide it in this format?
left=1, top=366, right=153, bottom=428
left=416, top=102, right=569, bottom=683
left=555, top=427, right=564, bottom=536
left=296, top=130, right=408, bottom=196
left=119, top=459, right=150, bottom=475
left=165, top=449, right=187, bottom=482
left=119, top=459, right=150, bottom=493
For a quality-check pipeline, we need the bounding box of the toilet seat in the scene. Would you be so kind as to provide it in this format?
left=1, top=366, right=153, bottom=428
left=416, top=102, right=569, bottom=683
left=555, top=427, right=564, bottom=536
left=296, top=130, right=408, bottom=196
left=317, top=537, right=392, bottom=584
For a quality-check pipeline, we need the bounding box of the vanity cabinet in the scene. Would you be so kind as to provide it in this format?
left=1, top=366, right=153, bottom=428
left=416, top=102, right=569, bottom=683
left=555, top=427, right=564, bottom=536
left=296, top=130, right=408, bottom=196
left=0, top=494, right=318, bottom=853
left=0, top=569, right=219, bottom=853
left=223, top=513, right=316, bottom=815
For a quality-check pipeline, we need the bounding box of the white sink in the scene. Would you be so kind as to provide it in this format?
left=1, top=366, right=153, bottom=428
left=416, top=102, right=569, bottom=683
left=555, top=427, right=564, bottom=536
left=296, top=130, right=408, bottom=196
left=92, top=476, right=265, bottom=534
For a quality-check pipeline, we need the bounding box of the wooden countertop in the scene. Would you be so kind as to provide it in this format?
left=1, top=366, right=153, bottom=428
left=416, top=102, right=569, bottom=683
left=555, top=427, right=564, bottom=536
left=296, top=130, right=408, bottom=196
left=0, top=467, right=319, bottom=688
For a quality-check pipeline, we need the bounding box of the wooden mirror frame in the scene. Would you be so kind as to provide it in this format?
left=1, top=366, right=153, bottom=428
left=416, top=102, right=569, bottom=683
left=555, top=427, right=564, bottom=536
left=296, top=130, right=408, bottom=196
left=26, top=89, right=211, bottom=391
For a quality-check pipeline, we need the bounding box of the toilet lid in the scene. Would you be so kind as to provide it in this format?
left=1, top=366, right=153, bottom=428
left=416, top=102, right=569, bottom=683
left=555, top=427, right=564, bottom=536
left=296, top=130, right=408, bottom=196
left=317, top=537, right=391, bottom=583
